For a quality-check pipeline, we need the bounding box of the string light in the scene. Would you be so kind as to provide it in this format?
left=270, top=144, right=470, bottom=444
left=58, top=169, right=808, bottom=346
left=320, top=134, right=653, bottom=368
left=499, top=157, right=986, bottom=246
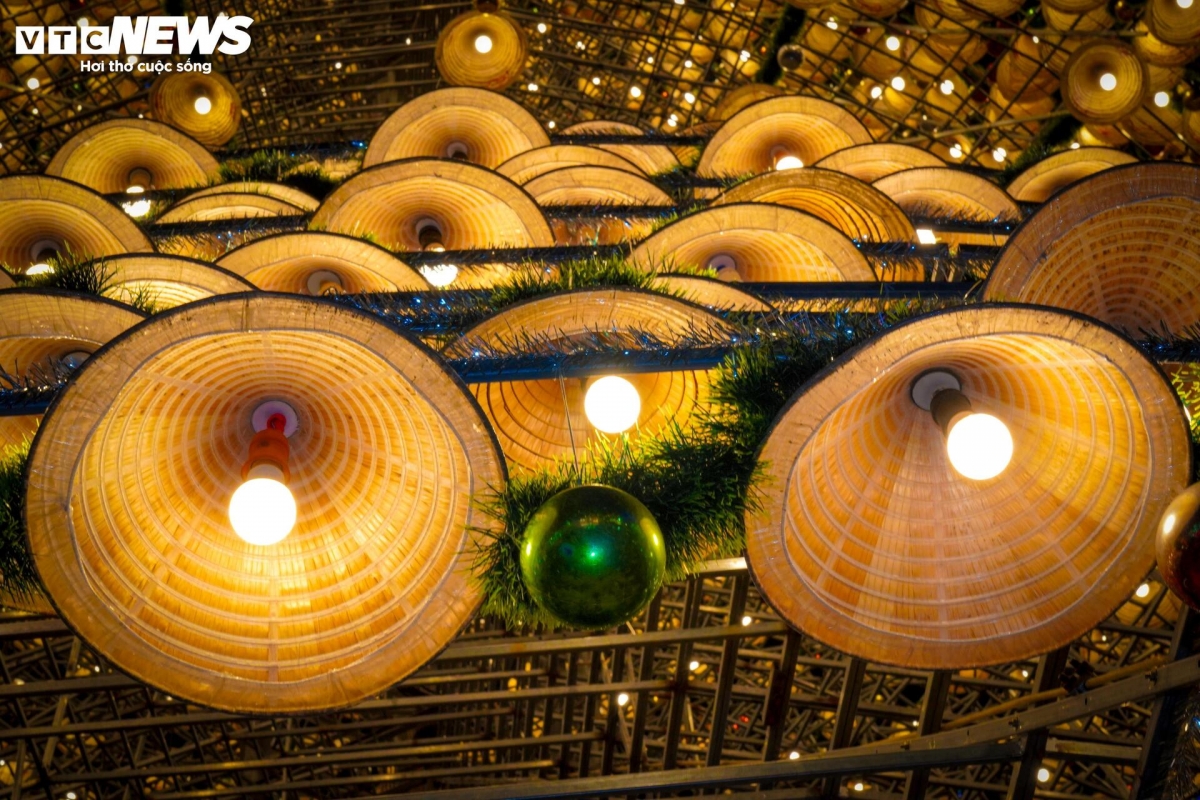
left=948, top=144, right=963, bottom=159
left=789, top=751, right=800, bottom=760
left=890, top=76, right=906, bottom=91
left=870, top=85, right=883, bottom=99
left=739, top=50, right=751, bottom=61
left=547, top=120, right=556, bottom=129
left=885, top=35, right=900, bottom=51
left=26, top=77, right=39, bottom=90
left=826, top=19, right=838, bottom=29
left=617, top=692, right=630, bottom=706
left=1155, top=91, right=1170, bottom=107
left=992, top=146, right=1007, bottom=162
left=592, top=76, right=601, bottom=85
left=940, top=79, right=954, bottom=95
left=689, top=660, right=700, bottom=671
left=684, top=91, right=695, bottom=103
left=1037, top=768, right=1051, bottom=782
left=1136, top=582, right=1151, bottom=598
left=527, top=82, right=539, bottom=92
left=536, top=22, right=547, bottom=33
left=684, top=59, right=693, bottom=68
left=741, top=615, right=752, bottom=626
left=630, top=85, right=643, bottom=98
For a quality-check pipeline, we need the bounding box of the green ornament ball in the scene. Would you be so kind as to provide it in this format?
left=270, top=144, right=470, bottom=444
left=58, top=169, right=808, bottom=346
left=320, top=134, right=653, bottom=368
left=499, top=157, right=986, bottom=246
left=519, top=484, right=666, bottom=629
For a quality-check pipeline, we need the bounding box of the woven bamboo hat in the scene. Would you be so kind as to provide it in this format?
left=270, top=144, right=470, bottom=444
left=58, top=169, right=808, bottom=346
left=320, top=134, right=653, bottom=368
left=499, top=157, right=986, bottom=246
left=1146, top=0, right=1200, bottom=46
left=216, top=232, right=428, bottom=294
left=985, top=163, right=1200, bottom=333
left=1005, top=147, right=1137, bottom=203
left=630, top=204, right=874, bottom=282
left=560, top=120, right=680, bottom=175
left=434, top=8, right=528, bottom=90
left=497, top=145, right=645, bottom=185
left=0, top=269, right=14, bottom=289
left=26, top=294, right=505, bottom=712
left=45, top=119, right=219, bottom=194
left=364, top=87, right=548, bottom=169
left=873, top=167, right=1021, bottom=245
left=1043, top=0, right=1105, bottom=13
left=698, top=96, right=872, bottom=178
left=158, top=188, right=316, bottom=224
left=714, top=168, right=916, bottom=242
left=181, top=182, right=321, bottom=212
left=99, top=255, right=257, bottom=310
left=1062, top=40, right=1149, bottom=124
left=149, top=71, right=241, bottom=148
left=446, top=288, right=726, bottom=473
left=747, top=304, right=1192, bottom=669
left=523, top=166, right=673, bottom=245
left=650, top=274, right=773, bottom=312
left=711, top=83, right=784, bottom=121
left=813, top=143, right=944, bottom=182
left=0, top=176, right=152, bottom=274
left=0, top=290, right=146, bottom=614
left=310, top=159, right=553, bottom=254
left=1132, top=21, right=1199, bottom=67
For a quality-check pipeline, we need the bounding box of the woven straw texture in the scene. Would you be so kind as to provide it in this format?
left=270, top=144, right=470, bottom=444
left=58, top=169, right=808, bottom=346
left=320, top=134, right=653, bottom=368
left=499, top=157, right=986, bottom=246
left=102, top=255, right=257, bottom=310
left=497, top=145, right=645, bottom=185
left=434, top=10, right=529, bottom=90
left=45, top=119, right=219, bottom=193
left=184, top=183, right=320, bottom=212
left=813, top=143, right=945, bottom=183
left=698, top=96, right=871, bottom=178
left=711, top=83, right=784, bottom=121
left=524, top=166, right=673, bottom=245
left=715, top=168, right=916, bottom=242
left=0, top=176, right=152, bottom=271
left=1006, top=147, right=1137, bottom=203
left=1146, top=0, right=1200, bottom=46
left=446, top=288, right=728, bottom=473
left=149, top=71, right=241, bottom=147
left=0, top=269, right=14, bottom=290
left=986, top=163, right=1200, bottom=333
left=560, top=121, right=680, bottom=175
left=747, top=305, right=1192, bottom=669
left=310, top=159, right=553, bottom=256
left=1061, top=41, right=1148, bottom=124
left=158, top=192, right=312, bottom=224
left=651, top=275, right=773, bottom=312
left=216, top=233, right=429, bottom=293
left=629, top=203, right=874, bottom=282
left=873, top=167, right=1020, bottom=245
left=26, top=294, right=505, bottom=713
left=365, top=88, right=548, bottom=169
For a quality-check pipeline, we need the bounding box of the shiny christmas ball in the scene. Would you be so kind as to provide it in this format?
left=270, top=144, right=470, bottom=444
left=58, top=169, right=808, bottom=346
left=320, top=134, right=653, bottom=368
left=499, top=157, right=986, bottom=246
left=1156, top=482, right=1200, bottom=610
left=520, top=484, right=666, bottom=629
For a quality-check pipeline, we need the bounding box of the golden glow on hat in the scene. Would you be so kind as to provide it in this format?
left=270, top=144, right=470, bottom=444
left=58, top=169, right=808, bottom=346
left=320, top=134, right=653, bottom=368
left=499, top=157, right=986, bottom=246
left=44, top=119, right=220, bottom=194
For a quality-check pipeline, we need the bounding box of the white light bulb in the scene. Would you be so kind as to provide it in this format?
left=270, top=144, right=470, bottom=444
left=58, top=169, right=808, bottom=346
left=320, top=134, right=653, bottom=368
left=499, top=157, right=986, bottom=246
left=592, top=76, right=601, bottom=85
left=684, top=59, right=693, bottom=68
left=885, top=35, right=900, bottom=51
left=547, top=120, right=556, bottom=129
left=945, top=413, right=1013, bottom=480
left=826, top=19, right=838, bottom=29
left=617, top=692, right=630, bottom=706
left=890, top=76, right=906, bottom=91
left=193, top=96, right=212, bottom=115
left=684, top=91, right=696, bottom=103
left=1155, top=91, right=1170, bottom=108
left=789, top=751, right=800, bottom=760
left=1136, top=582, right=1151, bottom=598
left=915, top=228, right=937, bottom=244
left=126, top=184, right=145, bottom=194
left=122, top=199, right=152, bottom=218
left=1070, top=142, right=1080, bottom=149
left=774, top=154, right=804, bottom=170
left=1179, top=0, right=1193, bottom=9
left=26, top=263, right=54, bottom=276
left=870, top=85, right=883, bottom=99
left=527, top=82, right=539, bottom=92
left=992, top=146, right=1007, bottom=162
left=741, top=615, right=752, bottom=626
left=229, top=476, right=296, bottom=546
left=584, top=376, right=641, bottom=433
left=853, top=783, right=864, bottom=793
left=689, top=660, right=701, bottom=671
left=940, top=79, right=954, bottom=95
left=474, top=34, right=493, bottom=54
left=1037, top=768, right=1051, bottom=783
left=1099, top=72, right=1117, bottom=91
left=739, top=50, right=751, bottom=61
left=537, top=23, right=547, bottom=33
left=630, top=85, right=643, bottom=98
left=949, top=144, right=963, bottom=159
left=420, top=263, right=459, bottom=287
left=26, top=77, right=40, bottom=90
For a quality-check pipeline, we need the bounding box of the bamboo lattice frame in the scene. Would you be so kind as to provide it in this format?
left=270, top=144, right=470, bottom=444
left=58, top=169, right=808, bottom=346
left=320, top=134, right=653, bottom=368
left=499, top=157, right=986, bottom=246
left=25, top=294, right=506, bottom=713
left=746, top=304, right=1193, bottom=669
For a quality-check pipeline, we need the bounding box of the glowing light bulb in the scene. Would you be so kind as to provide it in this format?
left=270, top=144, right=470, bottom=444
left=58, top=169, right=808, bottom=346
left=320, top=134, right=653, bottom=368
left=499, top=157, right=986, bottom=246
left=617, top=692, right=630, bottom=706
left=26, top=263, right=54, bottom=276
left=1155, top=91, right=1170, bottom=108
left=949, top=144, right=963, bottom=159
left=946, top=413, right=1013, bottom=480
left=474, top=34, right=493, bottom=54
left=870, top=85, right=883, bottom=99
left=122, top=198, right=152, bottom=218
left=1070, top=142, right=1080, bottom=149
left=940, top=79, right=954, bottom=95
left=584, top=376, right=641, bottom=433
left=592, top=76, right=601, bottom=85
left=1099, top=72, right=1117, bottom=91
left=739, top=50, right=751, bottom=61
left=1179, top=0, right=1193, bottom=9
left=885, top=35, right=900, bottom=51
left=630, top=85, right=643, bottom=98
left=992, top=146, right=1007, bottom=162
left=420, top=263, right=459, bottom=287
left=127, top=184, right=145, bottom=194
left=229, top=471, right=296, bottom=546
left=741, top=615, right=752, bottom=626
left=26, top=77, right=40, bottom=90
left=774, top=154, right=804, bottom=170
left=537, top=22, right=547, bottom=33
left=684, top=59, right=693, bottom=68
left=1037, top=768, right=1051, bottom=783
left=1136, top=582, right=1151, bottom=598
left=890, top=76, right=906, bottom=91
left=527, top=82, right=539, bottom=92
left=689, top=660, right=701, bottom=671
left=193, top=96, right=212, bottom=115
left=853, top=783, right=864, bottom=793
left=826, top=19, right=838, bottom=29
left=684, top=91, right=696, bottom=103
left=915, top=228, right=937, bottom=244
left=789, top=751, right=800, bottom=760
left=547, top=120, right=556, bottom=129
